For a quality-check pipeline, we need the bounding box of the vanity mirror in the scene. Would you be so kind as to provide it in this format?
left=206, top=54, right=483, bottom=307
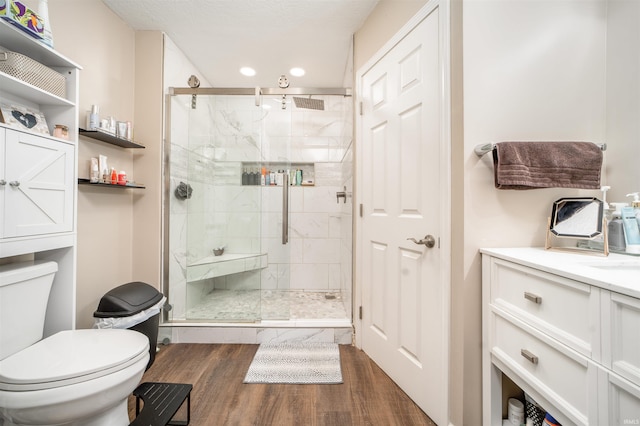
left=545, top=197, right=608, bottom=256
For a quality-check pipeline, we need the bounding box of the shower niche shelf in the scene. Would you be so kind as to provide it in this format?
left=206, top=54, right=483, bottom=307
left=79, top=128, right=145, bottom=149
left=240, top=162, right=315, bottom=186
left=186, top=253, right=268, bottom=282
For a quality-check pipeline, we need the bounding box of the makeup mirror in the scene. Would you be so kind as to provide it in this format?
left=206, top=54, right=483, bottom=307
left=546, top=197, right=608, bottom=256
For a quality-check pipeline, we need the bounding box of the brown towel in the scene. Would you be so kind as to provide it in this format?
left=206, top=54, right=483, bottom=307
left=493, top=141, right=603, bottom=190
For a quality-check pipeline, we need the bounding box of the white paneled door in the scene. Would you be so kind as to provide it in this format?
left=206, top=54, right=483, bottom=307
left=358, top=3, right=448, bottom=425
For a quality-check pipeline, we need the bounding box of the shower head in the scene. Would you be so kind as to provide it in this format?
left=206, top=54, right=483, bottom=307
left=293, top=96, right=325, bottom=111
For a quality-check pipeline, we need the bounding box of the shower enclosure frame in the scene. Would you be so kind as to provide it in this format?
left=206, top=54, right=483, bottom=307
left=162, top=85, right=353, bottom=324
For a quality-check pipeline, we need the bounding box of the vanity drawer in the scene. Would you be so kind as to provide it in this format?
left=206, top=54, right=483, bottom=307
left=604, top=291, right=640, bottom=387
left=489, top=258, right=599, bottom=358
left=492, top=313, right=593, bottom=424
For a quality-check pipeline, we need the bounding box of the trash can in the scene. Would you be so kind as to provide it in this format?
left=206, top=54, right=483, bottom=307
left=93, top=281, right=165, bottom=370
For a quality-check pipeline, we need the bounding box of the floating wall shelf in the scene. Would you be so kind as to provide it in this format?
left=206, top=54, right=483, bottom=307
left=79, top=128, right=145, bottom=149
left=78, top=178, right=145, bottom=189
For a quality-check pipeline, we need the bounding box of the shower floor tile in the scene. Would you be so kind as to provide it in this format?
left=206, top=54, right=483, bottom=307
left=185, top=290, right=349, bottom=322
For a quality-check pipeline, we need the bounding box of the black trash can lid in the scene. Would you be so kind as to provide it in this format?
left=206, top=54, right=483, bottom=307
left=94, top=281, right=164, bottom=318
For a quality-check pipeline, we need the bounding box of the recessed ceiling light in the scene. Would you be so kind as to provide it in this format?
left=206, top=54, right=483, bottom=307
left=290, top=67, right=305, bottom=77
left=240, top=67, right=256, bottom=77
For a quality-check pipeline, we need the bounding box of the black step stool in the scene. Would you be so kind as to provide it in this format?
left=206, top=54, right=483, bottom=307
left=130, top=382, right=192, bottom=426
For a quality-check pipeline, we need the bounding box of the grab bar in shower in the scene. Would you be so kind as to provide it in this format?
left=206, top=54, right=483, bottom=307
left=282, top=173, right=289, bottom=244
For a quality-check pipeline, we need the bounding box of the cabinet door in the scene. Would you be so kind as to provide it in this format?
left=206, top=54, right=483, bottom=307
left=604, top=291, right=640, bottom=388
left=598, top=367, right=640, bottom=426
left=2, top=129, right=74, bottom=238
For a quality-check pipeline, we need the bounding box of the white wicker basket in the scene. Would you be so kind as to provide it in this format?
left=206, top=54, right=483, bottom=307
left=0, top=49, right=66, bottom=98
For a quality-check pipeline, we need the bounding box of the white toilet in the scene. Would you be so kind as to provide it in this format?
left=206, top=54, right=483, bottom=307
left=0, top=261, right=150, bottom=426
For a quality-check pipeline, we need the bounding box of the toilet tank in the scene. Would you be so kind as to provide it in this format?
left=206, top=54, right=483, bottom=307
left=0, top=261, right=58, bottom=360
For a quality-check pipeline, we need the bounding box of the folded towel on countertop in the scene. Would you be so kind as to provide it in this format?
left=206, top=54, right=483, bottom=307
left=493, top=141, right=603, bottom=190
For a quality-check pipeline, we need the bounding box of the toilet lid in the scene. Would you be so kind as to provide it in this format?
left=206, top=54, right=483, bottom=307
left=0, top=329, right=149, bottom=391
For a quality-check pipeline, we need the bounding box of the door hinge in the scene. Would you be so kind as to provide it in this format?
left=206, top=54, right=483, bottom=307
left=359, top=306, right=363, bottom=320
left=359, top=203, right=363, bottom=217
left=359, top=101, right=363, bottom=116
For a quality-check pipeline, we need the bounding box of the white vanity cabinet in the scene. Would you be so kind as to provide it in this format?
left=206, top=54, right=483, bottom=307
left=482, top=248, right=640, bottom=426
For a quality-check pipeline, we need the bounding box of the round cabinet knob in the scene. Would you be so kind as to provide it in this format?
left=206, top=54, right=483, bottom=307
left=0, top=179, right=6, bottom=186
left=9, top=181, right=20, bottom=187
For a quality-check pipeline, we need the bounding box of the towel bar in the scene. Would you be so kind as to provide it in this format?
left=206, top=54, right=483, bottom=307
left=474, top=142, right=607, bottom=157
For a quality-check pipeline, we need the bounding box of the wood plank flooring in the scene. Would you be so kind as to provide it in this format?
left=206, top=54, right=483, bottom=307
left=127, top=344, right=437, bottom=426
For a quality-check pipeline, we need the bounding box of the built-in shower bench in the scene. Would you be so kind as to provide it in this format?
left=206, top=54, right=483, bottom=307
left=186, top=253, right=267, bottom=282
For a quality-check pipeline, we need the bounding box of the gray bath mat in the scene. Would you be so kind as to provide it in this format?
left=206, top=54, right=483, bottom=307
left=244, top=342, right=343, bottom=384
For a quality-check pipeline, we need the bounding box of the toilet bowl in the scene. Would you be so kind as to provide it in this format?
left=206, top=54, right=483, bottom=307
left=0, top=329, right=149, bottom=426
left=0, top=262, right=150, bottom=426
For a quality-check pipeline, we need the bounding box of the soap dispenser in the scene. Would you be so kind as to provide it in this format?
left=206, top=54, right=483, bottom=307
left=621, top=193, right=640, bottom=254
left=608, top=202, right=627, bottom=252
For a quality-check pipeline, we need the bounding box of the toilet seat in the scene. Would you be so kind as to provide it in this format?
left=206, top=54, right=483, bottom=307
left=0, top=329, right=149, bottom=392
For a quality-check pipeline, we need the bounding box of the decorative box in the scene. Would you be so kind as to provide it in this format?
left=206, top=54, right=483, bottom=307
left=0, top=0, right=45, bottom=40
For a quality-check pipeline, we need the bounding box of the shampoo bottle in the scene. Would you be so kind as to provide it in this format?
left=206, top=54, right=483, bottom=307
left=90, top=158, right=99, bottom=183
left=89, top=105, right=99, bottom=130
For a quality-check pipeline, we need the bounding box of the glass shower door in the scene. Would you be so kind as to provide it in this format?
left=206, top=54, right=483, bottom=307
left=174, top=94, right=292, bottom=322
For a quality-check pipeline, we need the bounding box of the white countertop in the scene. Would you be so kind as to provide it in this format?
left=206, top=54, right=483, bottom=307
left=480, top=247, right=640, bottom=299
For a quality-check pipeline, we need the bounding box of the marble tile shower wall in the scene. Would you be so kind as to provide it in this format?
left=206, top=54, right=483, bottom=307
left=168, top=95, right=353, bottom=320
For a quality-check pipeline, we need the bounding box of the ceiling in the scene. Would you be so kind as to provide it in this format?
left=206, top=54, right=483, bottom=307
left=102, top=0, right=379, bottom=89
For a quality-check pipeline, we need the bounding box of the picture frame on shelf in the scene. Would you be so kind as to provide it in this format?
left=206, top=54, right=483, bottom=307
left=0, top=102, right=50, bottom=135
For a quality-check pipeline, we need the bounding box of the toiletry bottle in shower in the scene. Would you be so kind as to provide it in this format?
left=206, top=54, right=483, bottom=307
left=242, top=168, right=248, bottom=185
left=261, top=167, right=266, bottom=186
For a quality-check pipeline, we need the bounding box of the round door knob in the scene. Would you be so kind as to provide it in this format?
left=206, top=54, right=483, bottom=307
left=407, top=235, right=436, bottom=248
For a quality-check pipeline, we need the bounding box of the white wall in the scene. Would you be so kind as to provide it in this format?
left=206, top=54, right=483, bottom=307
left=606, top=0, right=640, bottom=201
left=353, top=0, right=427, bottom=71
left=462, top=0, right=607, bottom=422
left=48, top=0, right=138, bottom=329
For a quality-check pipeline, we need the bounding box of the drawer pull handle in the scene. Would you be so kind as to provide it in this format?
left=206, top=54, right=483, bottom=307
left=521, top=349, right=538, bottom=364
left=524, top=292, right=542, bottom=304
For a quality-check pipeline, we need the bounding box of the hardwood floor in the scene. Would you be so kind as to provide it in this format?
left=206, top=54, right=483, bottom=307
left=127, top=344, right=437, bottom=426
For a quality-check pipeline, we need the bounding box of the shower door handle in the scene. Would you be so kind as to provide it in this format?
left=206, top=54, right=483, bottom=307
left=282, top=173, right=289, bottom=244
